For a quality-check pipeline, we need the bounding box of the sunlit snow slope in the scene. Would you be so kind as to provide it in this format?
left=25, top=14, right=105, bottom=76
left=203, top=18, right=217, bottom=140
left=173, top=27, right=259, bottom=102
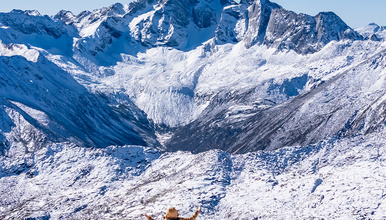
left=1, top=130, right=385, bottom=219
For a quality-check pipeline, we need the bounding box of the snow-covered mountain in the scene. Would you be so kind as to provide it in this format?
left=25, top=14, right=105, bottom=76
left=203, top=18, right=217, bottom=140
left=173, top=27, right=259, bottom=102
left=0, top=41, right=157, bottom=155
left=0, top=0, right=385, bottom=219
left=356, top=23, right=386, bottom=41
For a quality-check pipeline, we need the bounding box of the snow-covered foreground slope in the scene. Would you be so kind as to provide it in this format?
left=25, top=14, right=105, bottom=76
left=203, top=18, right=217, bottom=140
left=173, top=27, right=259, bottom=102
left=1, top=130, right=385, bottom=219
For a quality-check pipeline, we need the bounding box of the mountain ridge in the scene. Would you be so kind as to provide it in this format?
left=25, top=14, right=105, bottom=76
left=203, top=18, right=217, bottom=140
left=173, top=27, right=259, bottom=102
left=0, top=0, right=384, bottom=155
left=49, top=0, right=363, bottom=54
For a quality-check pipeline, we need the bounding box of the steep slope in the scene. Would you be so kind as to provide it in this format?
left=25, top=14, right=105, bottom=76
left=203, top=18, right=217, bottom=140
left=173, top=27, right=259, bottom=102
left=215, top=0, right=362, bottom=53
left=53, top=0, right=230, bottom=60
left=0, top=10, right=75, bottom=56
left=0, top=42, right=157, bottom=156
left=49, top=0, right=382, bottom=153
left=168, top=41, right=386, bottom=153
left=0, top=0, right=383, bottom=154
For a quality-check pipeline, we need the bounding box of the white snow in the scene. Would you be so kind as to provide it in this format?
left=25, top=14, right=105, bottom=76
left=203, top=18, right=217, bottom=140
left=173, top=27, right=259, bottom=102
left=58, top=38, right=385, bottom=129
left=10, top=101, right=50, bottom=127
left=0, top=1, right=385, bottom=219
left=0, top=131, right=385, bottom=219
left=0, top=41, right=40, bottom=62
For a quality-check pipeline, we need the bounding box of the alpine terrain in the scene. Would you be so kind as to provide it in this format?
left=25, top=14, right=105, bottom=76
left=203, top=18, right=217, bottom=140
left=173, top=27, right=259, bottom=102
left=0, top=0, right=385, bottom=219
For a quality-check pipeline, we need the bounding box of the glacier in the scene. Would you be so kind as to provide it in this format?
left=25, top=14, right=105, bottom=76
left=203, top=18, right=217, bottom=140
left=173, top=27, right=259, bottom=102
left=0, top=0, right=385, bottom=219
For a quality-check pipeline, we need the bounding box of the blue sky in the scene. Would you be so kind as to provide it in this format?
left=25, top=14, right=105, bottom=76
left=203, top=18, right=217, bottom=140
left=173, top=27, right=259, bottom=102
left=273, top=0, right=386, bottom=28
left=0, top=0, right=128, bottom=16
left=1, top=0, right=385, bottom=28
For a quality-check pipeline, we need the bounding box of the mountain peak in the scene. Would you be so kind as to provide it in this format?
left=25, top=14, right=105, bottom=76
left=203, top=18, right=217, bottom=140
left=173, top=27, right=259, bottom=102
left=1, top=0, right=364, bottom=56
left=240, top=0, right=279, bottom=7
left=54, top=10, right=76, bottom=24
left=10, top=9, right=42, bottom=17
left=314, top=11, right=347, bottom=25
left=355, top=22, right=386, bottom=40
left=103, top=2, right=127, bottom=16
left=240, top=2, right=362, bottom=53
left=314, top=11, right=363, bottom=45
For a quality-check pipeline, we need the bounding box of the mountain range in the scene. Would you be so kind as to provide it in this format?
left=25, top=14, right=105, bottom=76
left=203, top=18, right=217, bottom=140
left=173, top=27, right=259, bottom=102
left=0, top=0, right=385, bottom=219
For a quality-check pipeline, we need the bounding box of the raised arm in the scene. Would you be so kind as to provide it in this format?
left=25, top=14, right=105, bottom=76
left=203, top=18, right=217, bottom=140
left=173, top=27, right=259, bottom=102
left=180, top=207, right=201, bottom=220
left=145, top=214, right=155, bottom=220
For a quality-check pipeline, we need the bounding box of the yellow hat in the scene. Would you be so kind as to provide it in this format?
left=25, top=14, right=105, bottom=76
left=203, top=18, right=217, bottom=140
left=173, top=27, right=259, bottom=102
left=165, top=207, right=179, bottom=218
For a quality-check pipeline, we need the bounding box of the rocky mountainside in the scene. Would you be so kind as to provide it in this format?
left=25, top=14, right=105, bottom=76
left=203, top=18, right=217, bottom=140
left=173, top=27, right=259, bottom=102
left=0, top=42, right=157, bottom=156
left=168, top=42, right=386, bottom=153
left=0, top=0, right=383, bottom=154
left=0, top=0, right=385, bottom=218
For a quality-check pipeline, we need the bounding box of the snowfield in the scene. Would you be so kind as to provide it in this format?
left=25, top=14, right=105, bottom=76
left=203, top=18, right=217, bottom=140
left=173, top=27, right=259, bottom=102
left=0, top=130, right=385, bottom=219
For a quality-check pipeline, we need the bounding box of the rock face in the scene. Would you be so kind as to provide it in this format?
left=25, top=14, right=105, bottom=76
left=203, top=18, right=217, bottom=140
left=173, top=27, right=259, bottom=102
left=50, top=0, right=361, bottom=54
left=215, top=0, right=363, bottom=53
left=242, top=0, right=282, bottom=47
left=263, top=10, right=362, bottom=53
left=0, top=10, right=68, bottom=39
